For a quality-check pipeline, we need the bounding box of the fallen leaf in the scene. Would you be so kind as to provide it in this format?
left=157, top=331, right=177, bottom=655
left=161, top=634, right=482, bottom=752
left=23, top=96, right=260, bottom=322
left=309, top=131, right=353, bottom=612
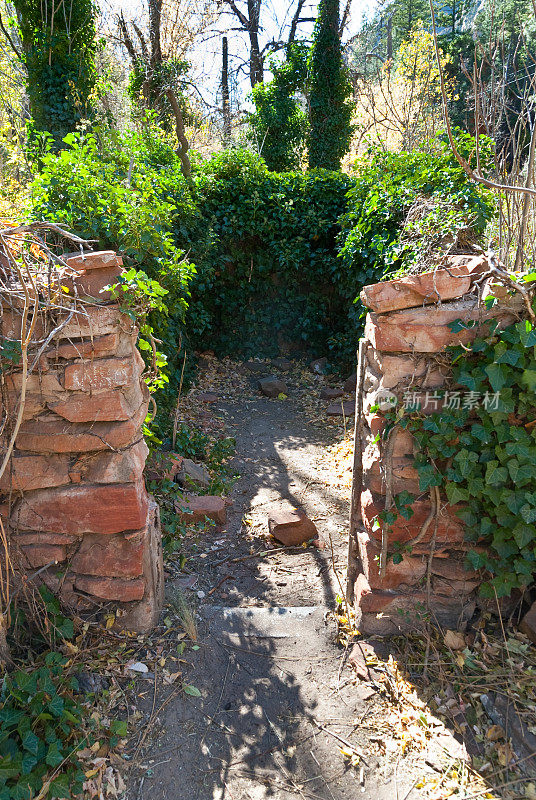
left=444, top=630, right=466, bottom=651
left=486, top=724, right=505, bottom=741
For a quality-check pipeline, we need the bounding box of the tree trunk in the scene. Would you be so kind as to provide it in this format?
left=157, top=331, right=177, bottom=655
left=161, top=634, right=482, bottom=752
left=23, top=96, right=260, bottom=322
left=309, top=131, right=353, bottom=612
left=247, top=0, right=263, bottom=86
left=222, top=36, right=231, bottom=144
left=166, top=89, right=193, bottom=184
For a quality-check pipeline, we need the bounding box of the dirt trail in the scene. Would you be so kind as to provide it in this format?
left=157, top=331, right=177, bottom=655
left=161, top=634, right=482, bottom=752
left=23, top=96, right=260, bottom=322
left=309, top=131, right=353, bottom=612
left=126, top=378, right=435, bottom=800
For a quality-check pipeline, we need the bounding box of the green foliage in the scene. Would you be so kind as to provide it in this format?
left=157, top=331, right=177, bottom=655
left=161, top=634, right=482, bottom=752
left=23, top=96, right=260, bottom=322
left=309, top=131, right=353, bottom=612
left=13, top=0, right=99, bottom=148
left=186, top=148, right=356, bottom=364
left=338, top=136, right=494, bottom=283
left=400, top=304, right=536, bottom=597
left=110, top=268, right=170, bottom=393
left=30, top=125, right=199, bottom=425
left=308, top=0, right=353, bottom=170
left=249, top=43, right=309, bottom=171
left=0, top=652, right=87, bottom=799
left=31, top=128, right=494, bottom=395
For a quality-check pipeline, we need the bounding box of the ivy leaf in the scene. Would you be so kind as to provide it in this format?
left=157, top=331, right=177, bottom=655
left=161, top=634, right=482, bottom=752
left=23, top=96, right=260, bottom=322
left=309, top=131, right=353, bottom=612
left=521, top=369, right=536, bottom=392
left=495, top=343, right=521, bottom=365
left=513, top=524, right=534, bottom=549
left=520, top=504, right=536, bottom=525
left=485, top=363, right=508, bottom=392
left=417, top=463, right=440, bottom=491
left=446, top=483, right=469, bottom=504
left=485, top=460, right=508, bottom=486
left=45, top=742, right=63, bottom=768
left=21, top=730, right=39, bottom=755
left=21, top=752, right=38, bottom=775
left=456, top=369, right=478, bottom=391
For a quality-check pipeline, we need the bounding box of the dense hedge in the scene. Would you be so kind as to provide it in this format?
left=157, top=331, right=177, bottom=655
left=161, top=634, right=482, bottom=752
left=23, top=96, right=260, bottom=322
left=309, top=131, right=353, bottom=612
left=185, top=150, right=354, bottom=362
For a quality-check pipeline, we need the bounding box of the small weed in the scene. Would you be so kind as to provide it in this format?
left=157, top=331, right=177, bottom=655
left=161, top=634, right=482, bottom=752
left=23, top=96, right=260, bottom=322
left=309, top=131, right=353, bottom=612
left=167, top=588, right=198, bottom=641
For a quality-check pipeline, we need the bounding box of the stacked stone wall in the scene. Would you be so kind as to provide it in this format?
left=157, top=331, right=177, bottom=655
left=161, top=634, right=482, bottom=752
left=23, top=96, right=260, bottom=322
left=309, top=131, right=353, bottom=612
left=1, top=251, right=163, bottom=632
left=354, top=255, right=522, bottom=635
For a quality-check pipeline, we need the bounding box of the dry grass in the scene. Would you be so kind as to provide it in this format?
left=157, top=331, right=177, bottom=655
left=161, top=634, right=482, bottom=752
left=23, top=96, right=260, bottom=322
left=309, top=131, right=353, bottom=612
left=167, top=586, right=198, bottom=641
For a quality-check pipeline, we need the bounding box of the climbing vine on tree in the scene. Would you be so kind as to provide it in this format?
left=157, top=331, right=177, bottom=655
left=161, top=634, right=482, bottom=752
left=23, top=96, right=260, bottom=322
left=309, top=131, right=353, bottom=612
left=249, top=43, right=309, bottom=171
left=308, top=0, right=353, bottom=170
left=13, top=0, right=99, bottom=148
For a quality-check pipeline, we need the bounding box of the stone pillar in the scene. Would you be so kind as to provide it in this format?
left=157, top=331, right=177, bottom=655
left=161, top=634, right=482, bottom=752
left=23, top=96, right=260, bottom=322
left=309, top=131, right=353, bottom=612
left=354, top=255, right=520, bottom=634
left=1, top=251, right=163, bottom=632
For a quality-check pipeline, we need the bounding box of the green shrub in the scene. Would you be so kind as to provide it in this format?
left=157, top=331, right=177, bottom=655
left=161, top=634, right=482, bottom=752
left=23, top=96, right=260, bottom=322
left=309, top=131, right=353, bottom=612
left=186, top=148, right=356, bottom=364
left=338, top=137, right=494, bottom=283
left=30, top=124, right=200, bottom=425
left=31, top=129, right=495, bottom=391
left=0, top=652, right=86, bottom=799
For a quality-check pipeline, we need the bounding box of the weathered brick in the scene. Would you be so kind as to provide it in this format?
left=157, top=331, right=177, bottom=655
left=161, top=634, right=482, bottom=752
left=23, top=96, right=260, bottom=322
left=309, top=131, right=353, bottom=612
left=64, top=265, right=123, bottom=301
left=358, top=531, right=426, bottom=590
left=364, top=299, right=520, bottom=353
left=431, top=557, right=479, bottom=581
left=56, top=306, right=128, bottom=339
left=359, top=589, right=476, bottom=635
left=71, top=532, right=144, bottom=578
left=360, top=489, right=465, bottom=548
left=432, top=575, right=480, bottom=597
left=73, top=440, right=148, bottom=484
left=367, top=351, right=447, bottom=390
left=12, top=532, right=78, bottom=545
left=360, top=257, right=487, bottom=313
left=15, top=400, right=148, bottom=452
left=47, top=333, right=118, bottom=361
left=1, top=309, right=45, bottom=340
left=0, top=453, right=70, bottom=492
left=363, top=453, right=420, bottom=495
left=176, top=495, right=227, bottom=526
left=326, top=400, right=355, bottom=417
left=18, top=544, right=67, bottom=568
left=5, top=393, right=46, bottom=421
left=64, top=250, right=123, bottom=271
left=12, top=479, right=149, bottom=535
left=64, top=356, right=140, bottom=391
left=49, top=383, right=144, bottom=423
left=5, top=372, right=64, bottom=396
left=74, top=575, right=145, bottom=602
left=267, top=503, right=318, bottom=546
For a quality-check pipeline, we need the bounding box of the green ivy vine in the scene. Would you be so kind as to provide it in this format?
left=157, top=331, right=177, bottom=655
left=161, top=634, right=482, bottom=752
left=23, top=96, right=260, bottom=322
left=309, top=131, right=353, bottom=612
left=382, top=294, right=536, bottom=599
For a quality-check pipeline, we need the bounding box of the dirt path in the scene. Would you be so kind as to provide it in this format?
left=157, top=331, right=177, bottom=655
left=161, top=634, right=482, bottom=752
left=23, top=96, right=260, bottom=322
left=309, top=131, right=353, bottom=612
left=126, top=371, right=450, bottom=800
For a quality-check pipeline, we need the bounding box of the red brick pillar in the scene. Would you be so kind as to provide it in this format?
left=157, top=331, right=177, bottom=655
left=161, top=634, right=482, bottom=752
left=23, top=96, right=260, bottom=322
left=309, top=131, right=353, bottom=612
left=1, top=251, right=163, bottom=632
left=354, top=255, right=520, bottom=635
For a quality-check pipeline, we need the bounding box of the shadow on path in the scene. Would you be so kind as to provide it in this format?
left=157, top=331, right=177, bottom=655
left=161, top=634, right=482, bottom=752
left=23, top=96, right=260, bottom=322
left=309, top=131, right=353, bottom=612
left=127, top=394, right=416, bottom=800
